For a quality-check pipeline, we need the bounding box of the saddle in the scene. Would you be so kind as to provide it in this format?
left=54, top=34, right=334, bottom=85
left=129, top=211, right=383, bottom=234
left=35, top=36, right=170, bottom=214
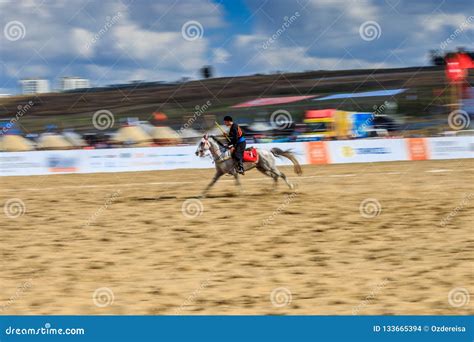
left=243, top=147, right=259, bottom=163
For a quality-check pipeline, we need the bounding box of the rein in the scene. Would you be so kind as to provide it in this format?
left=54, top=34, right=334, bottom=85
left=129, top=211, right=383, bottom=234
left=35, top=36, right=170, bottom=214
left=208, top=136, right=231, bottom=164
left=209, top=135, right=226, bottom=148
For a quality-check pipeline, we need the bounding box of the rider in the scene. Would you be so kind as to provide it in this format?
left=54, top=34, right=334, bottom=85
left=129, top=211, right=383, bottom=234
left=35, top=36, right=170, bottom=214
left=223, top=115, right=246, bottom=175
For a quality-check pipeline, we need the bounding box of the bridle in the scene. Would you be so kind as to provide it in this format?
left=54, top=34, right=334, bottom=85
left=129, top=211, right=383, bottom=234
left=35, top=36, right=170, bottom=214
left=197, top=135, right=231, bottom=164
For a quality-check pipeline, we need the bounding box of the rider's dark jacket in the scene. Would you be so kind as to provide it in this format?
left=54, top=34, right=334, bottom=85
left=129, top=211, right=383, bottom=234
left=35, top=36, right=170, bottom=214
left=227, top=123, right=245, bottom=147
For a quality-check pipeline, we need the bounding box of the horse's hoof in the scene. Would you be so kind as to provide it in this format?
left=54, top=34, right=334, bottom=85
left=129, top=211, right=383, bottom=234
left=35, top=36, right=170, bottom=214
left=289, top=183, right=294, bottom=190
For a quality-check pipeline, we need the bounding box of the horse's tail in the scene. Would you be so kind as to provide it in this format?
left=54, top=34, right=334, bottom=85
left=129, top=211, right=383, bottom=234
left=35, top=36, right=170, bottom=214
left=271, top=148, right=303, bottom=176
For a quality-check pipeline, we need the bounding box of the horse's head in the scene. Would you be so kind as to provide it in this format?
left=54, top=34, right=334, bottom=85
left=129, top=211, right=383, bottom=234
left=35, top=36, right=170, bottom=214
left=195, top=134, right=210, bottom=157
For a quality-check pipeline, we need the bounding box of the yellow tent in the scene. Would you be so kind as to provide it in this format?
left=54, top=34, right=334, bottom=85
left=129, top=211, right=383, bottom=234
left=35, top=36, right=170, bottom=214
left=112, top=126, right=152, bottom=146
left=0, top=135, right=34, bottom=151
left=152, top=126, right=181, bottom=144
left=37, top=133, right=74, bottom=150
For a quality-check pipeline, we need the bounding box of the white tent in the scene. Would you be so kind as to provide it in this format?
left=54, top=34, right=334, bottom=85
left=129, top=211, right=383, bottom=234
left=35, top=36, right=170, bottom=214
left=179, top=128, right=201, bottom=139
left=249, top=121, right=273, bottom=132
left=62, top=131, right=87, bottom=147
left=138, top=122, right=156, bottom=136
left=206, top=126, right=225, bottom=137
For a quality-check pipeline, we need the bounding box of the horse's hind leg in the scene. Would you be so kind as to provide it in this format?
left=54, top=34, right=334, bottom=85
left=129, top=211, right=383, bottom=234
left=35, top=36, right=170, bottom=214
left=257, top=166, right=279, bottom=190
left=258, top=151, right=294, bottom=190
left=274, top=168, right=294, bottom=190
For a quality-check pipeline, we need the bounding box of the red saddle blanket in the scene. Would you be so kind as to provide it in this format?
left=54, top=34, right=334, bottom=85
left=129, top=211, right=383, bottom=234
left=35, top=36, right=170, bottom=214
left=243, top=147, right=259, bottom=162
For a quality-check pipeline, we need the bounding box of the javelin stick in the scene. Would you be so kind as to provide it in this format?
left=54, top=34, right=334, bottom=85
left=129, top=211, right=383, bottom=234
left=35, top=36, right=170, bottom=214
left=215, top=121, right=231, bottom=142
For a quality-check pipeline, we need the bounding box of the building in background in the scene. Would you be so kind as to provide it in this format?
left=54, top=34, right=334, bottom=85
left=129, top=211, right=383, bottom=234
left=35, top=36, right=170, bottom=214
left=20, top=78, right=50, bottom=94
left=60, top=77, right=90, bottom=91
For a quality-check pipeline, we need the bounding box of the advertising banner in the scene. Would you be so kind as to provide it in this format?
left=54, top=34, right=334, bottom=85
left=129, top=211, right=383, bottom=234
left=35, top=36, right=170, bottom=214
left=326, top=139, right=408, bottom=164
left=1, top=138, right=473, bottom=177
left=426, top=137, right=474, bottom=160
left=306, top=141, right=330, bottom=164
left=0, top=143, right=308, bottom=177
left=406, top=138, right=429, bottom=161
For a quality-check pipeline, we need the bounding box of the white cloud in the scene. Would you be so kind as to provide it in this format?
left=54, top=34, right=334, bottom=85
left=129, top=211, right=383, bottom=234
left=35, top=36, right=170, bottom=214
left=113, top=22, right=208, bottom=71
left=257, top=46, right=394, bottom=71
left=84, top=63, right=187, bottom=85
left=151, top=1, right=225, bottom=29
left=1, top=0, right=473, bottom=94
left=422, top=13, right=473, bottom=32
left=5, top=63, right=50, bottom=79
left=72, top=28, right=95, bottom=58
left=212, top=48, right=231, bottom=64
left=235, top=34, right=266, bottom=48
left=231, top=34, right=395, bottom=74
left=309, top=0, right=379, bottom=21
left=0, top=0, right=216, bottom=90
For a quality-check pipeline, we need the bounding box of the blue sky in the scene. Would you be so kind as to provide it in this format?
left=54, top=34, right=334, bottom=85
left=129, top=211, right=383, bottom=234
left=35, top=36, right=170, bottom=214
left=0, top=0, right=473, bottom=94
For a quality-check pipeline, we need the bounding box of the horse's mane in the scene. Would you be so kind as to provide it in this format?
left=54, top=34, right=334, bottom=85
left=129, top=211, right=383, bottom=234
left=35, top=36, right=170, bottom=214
left=209, top=135, right=226, bottom=148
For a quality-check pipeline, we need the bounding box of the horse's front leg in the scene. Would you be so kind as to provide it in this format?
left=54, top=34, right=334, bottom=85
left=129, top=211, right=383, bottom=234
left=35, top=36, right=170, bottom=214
left=201, top=171, right=223, bottom=197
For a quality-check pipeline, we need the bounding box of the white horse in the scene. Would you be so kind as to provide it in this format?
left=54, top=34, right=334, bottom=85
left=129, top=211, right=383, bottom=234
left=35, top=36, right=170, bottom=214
left=195, top=134, right=302, bottom=197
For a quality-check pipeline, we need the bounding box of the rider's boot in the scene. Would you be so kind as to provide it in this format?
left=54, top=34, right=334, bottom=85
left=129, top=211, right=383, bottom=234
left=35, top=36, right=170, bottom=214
left=237, top=161, right=245, bottom=175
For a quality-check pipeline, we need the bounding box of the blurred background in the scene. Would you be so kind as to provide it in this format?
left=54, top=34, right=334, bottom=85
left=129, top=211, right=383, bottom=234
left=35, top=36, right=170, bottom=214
left=0, top=0, right=473, bottom=151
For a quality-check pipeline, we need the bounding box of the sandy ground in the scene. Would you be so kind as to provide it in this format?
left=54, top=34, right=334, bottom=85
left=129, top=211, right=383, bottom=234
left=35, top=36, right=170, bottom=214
left=0, top=159, right=473, bottom=315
